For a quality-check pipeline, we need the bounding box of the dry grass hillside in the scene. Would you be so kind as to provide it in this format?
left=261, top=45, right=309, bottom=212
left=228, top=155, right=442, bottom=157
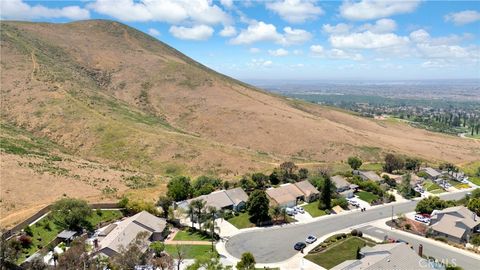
left=1, top=20, right=479, bottom=227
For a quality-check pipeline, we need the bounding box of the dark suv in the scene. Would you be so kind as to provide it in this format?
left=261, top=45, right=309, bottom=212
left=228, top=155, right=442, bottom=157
left=294, top=242, right=306, bottom=250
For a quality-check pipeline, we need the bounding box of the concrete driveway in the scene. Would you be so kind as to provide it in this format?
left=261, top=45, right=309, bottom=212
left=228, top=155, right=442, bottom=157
left=225, top=190, right=471, bottom=264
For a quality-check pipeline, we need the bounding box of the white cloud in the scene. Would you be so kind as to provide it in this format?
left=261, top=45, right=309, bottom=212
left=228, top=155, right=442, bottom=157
left=248, top=58, right=273, bottom=68
left=293, top=49, right=303, bottom=55
left=310, top=45, right=363, bottom=61
left=359, top=19, right=397, bottom=34
left=219, top=25, right=237, bottom=37
left=421, top=60, right=453, bottom=68
left=230, top=21, right=311, bottom=46
left=445, top=10, right=480, bottom=25
left=310, top=45, right=325, bottom=54
left=220, top=0, right=234, bottom=9
left=266, top=0, right=324, bottom=23
left=329, top=31, right=409, bottom=49
left=88, top=0, right=230, bottom=25
left=249, top=47, right=261, bottom=53
left=409, top=29, right=430, bottom=43
left=230, top=21, right=282, bottom=44
left=279, top=26, right=312, bottom=45
left=340, top=0, right=420, bottom=20
left=322, top=23, right=352, bottom=34
left=148, top=28, right=161, bottom=36
left=0, top=0, right=90, bottom=20
left=268, top=48, right=289, bottom=57
left=169, top=25, right=214, bottom=40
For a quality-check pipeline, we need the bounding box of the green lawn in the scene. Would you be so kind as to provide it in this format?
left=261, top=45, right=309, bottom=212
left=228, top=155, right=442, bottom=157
left=305, top=237, right=372, bottom=269
left=18, top=210, right=123, bottom=262
left=469, top=176, right=480, bottom=186
left=357, top=191, right=380, bottom=203
left=360, top=163, right=383, bottom=171
left=227, top=212, right=255, bottom=229
left=303, top=201, right=327, bottom=217
left=87, top=210, right=123, bottom=227
left=165, top=244, right=214, bottom=259
left=423, top=180, right=443, bottom=192
left=174, top=229, right=211, bottom=241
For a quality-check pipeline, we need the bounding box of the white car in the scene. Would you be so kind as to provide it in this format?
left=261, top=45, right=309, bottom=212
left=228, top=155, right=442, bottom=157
left=286, top=207, right=296, bottom=216
left=306, top=235, right=317, bottom=244
left=414, top=214, right=430, bottom=224
left=294, top=206, right=305, bottom=214
left=461, top=179, right=469, bottom=184
left=348, top=199, right=360, bottom=207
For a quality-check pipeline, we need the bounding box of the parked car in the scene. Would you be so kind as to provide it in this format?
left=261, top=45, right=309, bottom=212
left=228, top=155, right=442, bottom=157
left=294, top=242, right=306, bottom=250
left=294, top=206, right=305, bottom=214
left=414, top=214, right=430, bottom=224
left=347, top=199, right=360, bottom=207
left=286, top=207, right=296, bottom=216
left=306, top=235, right=317, bottom=244
left=461, top=179, right=469, bottom=184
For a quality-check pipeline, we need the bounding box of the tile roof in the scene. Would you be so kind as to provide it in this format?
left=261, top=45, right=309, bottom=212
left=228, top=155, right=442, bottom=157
left=430, top=206, right=480, bottom=238
left=331, top=175, right=350, bottom=187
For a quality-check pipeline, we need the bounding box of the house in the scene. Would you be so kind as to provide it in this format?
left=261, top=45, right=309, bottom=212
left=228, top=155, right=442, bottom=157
left=429, top=206, right=480, bottom=243
left=294, top=180, right=320, bottom=202
left=381, top=172, right=424, bottom=186
left=177, top=187, right=248, bottom=212
left=354, top=170, right=382, bottom=182
left=266, top=184, right=304, bottom=208
left=421, top=167, right=441, bottom=179
left=331, top=243, right=435, bottom=270
left=266, top=181, right=319, bottom=208
left=331, top=175, right=350, bottom=192
left=95, top=211, right=168, bottom=257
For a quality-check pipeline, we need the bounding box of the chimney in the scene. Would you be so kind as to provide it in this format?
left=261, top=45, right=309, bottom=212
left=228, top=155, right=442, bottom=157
left=418, top=244, right=423, bottom=257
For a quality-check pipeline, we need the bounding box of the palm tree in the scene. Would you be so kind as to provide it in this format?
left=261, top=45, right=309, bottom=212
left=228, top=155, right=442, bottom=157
left=186, top=203, right=196, bottom=229
left=205, top=206, right=219, bottom=252
left=190, top=199, right=206, bottom=230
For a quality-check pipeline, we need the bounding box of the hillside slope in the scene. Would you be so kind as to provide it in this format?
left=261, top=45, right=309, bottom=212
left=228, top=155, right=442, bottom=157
left=1, top=20, right=479, bottom=226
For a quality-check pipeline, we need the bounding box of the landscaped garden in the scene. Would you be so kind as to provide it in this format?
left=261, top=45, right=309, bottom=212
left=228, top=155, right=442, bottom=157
left=305, top=232, right=376, bottom=269
left=303, top=201, right=327, bottom=217
left=423, top=180, right=443, bottom=193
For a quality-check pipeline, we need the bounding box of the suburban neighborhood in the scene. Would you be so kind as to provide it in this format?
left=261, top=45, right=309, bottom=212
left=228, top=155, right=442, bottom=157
left=2, top=154, right=480, bottom=270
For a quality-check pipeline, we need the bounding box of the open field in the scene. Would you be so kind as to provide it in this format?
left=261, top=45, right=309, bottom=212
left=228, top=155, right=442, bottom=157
left=1, top=20, right=479, bottom=228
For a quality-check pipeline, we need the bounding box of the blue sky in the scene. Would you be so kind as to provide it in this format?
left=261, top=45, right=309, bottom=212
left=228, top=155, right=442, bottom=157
left=1, top=0, right=480, bottom=80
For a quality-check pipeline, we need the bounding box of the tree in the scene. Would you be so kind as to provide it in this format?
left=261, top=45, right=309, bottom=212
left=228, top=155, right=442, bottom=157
left=298, top=168, right=309, bottom=180
left=398, top=174, right=415, bottom=199
left=476, top=167, right=480, bottom=177
left=383, top=154, right=405, bottom=173
left=0, top=232, right=22, bottom=269
left=113, top=231, right=150, bottom=269
left=190, top=199, right=206, bottom=230
left=125, top=200, right=159, bottom=215
left=467, top=198, right=480, bottom=216
left=247, top=190, right=270, bottom=224
left=356, top=246, right=361, bottom=259
left=51, top=198, right=92, bottom=230
left=167, top=176, right=192, bottom=201
left=23, top=256, right=49, bottom=270
left=236, top=252, right=255, bottom=270
left=251, top=173, right=269, bottom=189
left=415, top=196, right=453, bottom=214
left=157, top=196, right=173, bottom=219
left=57, top=237, right=91, bottom=269
left=405, top=158, right=421, bottom=172
left=150, top=241, right=165, bottom=257
left=192, top=176, right=222, bottom=197
left=270, top=205, right=282, bottom=223
left=269, top=170, right=280, bottom=185
left=239, top=176, right=256, bottom=191
left=279, top=161, right=298, bottom=180
left=151, top=254, right=174, bottom=270
left=172, top=245, right=186, bottom=270
left=320, top=177, right=333, bottom=210
left=204, top=206, right=219, bottom=252
left=347, top=157, right=363, bottom=171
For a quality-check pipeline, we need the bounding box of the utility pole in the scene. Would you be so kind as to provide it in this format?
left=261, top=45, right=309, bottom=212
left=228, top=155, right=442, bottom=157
left=391, top=205, right=394, bottom=230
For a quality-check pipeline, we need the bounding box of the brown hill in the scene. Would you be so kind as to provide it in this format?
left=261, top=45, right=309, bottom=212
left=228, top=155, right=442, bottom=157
left=1, top=20, right=479, bottom=227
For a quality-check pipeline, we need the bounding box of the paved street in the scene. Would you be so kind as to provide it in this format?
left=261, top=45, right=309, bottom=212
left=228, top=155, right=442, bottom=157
left=359, top=225, right=479, bottom=270
left=225, top=190, right=471, bottom=263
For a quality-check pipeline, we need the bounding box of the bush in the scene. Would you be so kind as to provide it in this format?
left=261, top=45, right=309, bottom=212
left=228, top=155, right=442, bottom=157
left=24, top=226, right=33, bottom=237
left=43, top=222, right=51, bottom=231
left=357, top=231, right=363, bottom=237
left=470, top=234, right=480, bottom=246
left=435, top=237, right=448, bottom=243
left=18, top=235, right=32, bottom=248
left=351, top=229, right=358, bottom=236
left=405, top=224, right=412, bottom=230
left=96, top=208, right=103, bottom=216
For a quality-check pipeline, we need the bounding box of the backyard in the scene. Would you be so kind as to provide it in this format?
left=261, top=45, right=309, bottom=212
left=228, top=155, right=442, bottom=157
left=17, top=210, right=123, bottom=262
left=305, top=236, right=375, bottom=269
left=303, top=201, right=327, bottom=217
